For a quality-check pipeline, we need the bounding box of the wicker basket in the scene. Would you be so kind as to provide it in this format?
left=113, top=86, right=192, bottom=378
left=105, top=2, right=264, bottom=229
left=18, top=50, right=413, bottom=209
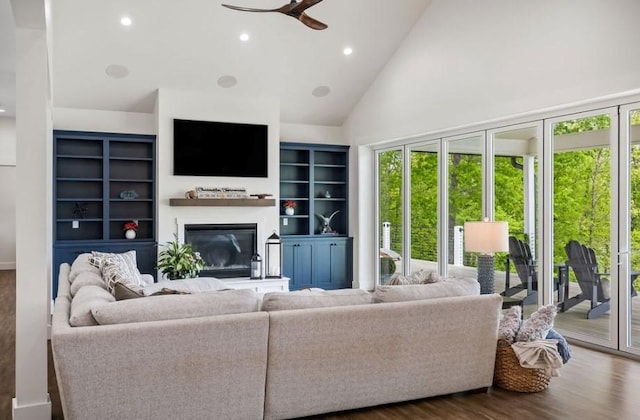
left=493, top=339, right=552, bottom=392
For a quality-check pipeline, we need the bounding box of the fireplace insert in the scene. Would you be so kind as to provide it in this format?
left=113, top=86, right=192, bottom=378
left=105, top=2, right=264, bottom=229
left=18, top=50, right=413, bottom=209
left=184, top=223, right=257, bottom=278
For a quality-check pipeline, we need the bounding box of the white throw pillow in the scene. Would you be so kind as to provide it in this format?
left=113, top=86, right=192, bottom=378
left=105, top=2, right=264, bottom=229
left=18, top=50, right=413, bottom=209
left=89, top=250, right=143, bottom=293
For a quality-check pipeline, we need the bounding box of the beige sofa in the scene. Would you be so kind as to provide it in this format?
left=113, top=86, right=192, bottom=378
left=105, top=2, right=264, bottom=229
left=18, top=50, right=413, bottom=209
left=52, top=260, right=502, bottom=420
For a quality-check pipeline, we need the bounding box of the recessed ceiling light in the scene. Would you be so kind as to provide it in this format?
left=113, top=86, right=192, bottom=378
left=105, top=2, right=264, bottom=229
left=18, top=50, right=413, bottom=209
left=105, top=64, right=129, bottom=79
left=0, top=108, right=6, bottom=113
left=120, top=16, right=132, bottom=26
left=218, top=75, right=238, bottom=88
left=312, top=86, right=331, bottom=98
left=239, top=33, right=250, bottom=42
left=343, top=46, right=353, bottom=56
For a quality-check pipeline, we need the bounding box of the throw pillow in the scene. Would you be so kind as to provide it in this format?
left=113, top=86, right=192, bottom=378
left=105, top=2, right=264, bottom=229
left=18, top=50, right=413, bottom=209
left=386, top=273, right=410, bottom=285
left=516, top=304, right=557, bottom=342
left=113, top=282, right=144, bottom=300
left=90, top=250, right=143, bottom=293
left=497, top=305, right=522, bottom=343
left=261, top=289, right=372, bottom=311
left=69, top=285, right=115, bottom=327
left=422, top=271, right=443, bottom=283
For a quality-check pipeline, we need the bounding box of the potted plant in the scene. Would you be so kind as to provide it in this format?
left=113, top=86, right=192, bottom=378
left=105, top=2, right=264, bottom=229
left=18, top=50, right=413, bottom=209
left=157, top=235, right=205, bottom=280
left=283, top=200, right=296, bottom=215
left=123, top=221, right=138, bottom=239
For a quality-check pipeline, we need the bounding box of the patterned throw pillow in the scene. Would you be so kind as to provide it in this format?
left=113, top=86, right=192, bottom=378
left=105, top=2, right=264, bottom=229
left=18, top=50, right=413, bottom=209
left=516, top=304, right=557, bottom=342
left=498, top=305, right=522, bottom=343
left=89, top=250, right=143, bottom=293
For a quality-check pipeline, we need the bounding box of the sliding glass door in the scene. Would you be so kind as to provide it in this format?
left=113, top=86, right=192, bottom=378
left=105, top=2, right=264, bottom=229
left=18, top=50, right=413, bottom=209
left=547, top=109, right=616, bottom=345
left=490, top=123, right=542, bottom=318
left=377, top=149, right=404, bottom=284
left=446, top=133, right=484, bottom=280
left=620, top=103, right=640, bottom=355
left=408, top=142, right=440, bottom=275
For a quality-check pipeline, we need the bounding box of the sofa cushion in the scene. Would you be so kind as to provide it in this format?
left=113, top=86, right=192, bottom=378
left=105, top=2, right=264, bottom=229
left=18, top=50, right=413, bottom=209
left=69, top=253, right=102, bottom=283
left=70, top=271, right=107, bottom=297
left=261, top=289, right=372, bottom=312
left=373, top=278, right=480, bottom=303
left=141, top=277, right=230, bottom=296
left=91, top=289, right=260, bottom=325
left=69, top=285, right=116, bottom=327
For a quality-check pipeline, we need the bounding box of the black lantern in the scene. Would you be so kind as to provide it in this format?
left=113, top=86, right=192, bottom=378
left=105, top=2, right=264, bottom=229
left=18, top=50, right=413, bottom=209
left=250, top=253, right=263, bottom=279
left=265, top=231, right=282, bottom=278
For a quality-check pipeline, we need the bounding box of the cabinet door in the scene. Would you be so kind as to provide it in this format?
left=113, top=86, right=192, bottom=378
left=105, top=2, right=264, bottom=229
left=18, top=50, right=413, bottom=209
left=283, top=242, right=313, bottom=290
left=313, top=239, right=352, bottom=290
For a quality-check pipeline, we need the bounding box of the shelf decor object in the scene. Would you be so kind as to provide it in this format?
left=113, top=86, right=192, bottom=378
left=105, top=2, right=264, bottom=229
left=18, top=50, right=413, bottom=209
left=265, top=231, right=282, bottom=278
left=284, top=200, right=296, bottom=216
left=464, top=219, right=509, bottom=294
left=123, top=221, right=138, bottom=240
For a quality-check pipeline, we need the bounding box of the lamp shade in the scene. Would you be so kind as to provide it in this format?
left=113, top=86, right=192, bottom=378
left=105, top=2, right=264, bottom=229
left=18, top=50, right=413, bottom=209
left=463, top=220, right=509, bottom=253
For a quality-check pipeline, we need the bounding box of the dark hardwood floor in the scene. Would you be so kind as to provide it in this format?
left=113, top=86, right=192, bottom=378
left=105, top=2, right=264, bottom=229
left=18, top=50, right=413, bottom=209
left=2, top=269, right=640, bottom=419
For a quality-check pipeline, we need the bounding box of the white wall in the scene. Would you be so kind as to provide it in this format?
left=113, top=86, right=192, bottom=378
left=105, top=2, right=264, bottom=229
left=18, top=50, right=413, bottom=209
left=0, top=116, right=16, bottom=269
left=344, top=0, right=640, bottom=145
left=156, top=89, right=281, bottom=263
left=281, top=123, right=345, bottom=145
left=54, top=107, right=156, bottom=134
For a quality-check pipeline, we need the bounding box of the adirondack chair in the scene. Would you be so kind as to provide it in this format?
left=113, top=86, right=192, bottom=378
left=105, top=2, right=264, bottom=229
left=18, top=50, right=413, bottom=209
left=502, top=236, right=538, bottom=305
left=563, top=240, right=638, bottom=319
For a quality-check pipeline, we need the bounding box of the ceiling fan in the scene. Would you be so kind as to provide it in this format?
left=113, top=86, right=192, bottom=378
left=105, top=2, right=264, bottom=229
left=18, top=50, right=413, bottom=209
left=222, top=0, right=328, bottom=30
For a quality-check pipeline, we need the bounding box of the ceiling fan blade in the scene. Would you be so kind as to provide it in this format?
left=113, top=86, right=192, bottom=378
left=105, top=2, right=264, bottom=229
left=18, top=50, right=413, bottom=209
left=298, top=12, right=327, bottom=30
left=221, top=4, right=280, bottom=13
left=289, top=0, right=324, bottom=14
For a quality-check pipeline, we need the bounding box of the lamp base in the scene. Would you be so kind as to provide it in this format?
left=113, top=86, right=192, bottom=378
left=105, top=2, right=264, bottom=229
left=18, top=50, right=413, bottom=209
left=477, top=254, right=495, bottom=294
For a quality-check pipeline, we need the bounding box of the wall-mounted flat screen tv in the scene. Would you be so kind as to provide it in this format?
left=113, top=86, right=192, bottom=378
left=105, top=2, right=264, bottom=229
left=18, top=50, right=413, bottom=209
left=173, top=119, right=268, bottom=177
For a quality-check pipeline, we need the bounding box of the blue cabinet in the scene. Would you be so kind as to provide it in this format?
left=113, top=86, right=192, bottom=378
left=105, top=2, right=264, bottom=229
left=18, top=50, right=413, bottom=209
left=52, top=130, right=157, bottom=294
left=282, top=240, right=314, bottom=289
left=313, top=238, right=352, bottom=290
left=280, top=142, right=353, bottom=290
left=283, top=237, right=352, bottom=290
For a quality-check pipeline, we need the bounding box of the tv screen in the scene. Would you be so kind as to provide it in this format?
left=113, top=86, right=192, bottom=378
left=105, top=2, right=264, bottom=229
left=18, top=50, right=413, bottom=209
left=173, top=119, right=268, bottom=177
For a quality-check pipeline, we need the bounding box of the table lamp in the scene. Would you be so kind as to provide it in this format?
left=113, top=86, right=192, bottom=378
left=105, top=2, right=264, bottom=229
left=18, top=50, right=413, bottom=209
left=464, top=219, right=509, bottom=294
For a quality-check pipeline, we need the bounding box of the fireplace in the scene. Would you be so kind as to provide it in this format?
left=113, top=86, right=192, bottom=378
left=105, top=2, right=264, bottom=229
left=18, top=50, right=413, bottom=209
left=184, top=223, right=257, bottom=278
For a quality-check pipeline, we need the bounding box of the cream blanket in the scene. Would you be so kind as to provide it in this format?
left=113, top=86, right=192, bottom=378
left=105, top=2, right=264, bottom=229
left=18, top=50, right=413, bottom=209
left=511, top=339, right=563, bottom=377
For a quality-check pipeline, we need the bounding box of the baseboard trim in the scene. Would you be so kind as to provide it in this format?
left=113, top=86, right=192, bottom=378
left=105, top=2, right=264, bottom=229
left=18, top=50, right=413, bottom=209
left=12, top=396, right=51, bottom=420
left=0, top=261, right=16, bottom=270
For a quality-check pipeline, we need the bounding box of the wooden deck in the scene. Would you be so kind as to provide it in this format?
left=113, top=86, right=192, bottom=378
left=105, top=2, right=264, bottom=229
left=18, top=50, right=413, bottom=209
left=408, top=260, right=640, bottom=349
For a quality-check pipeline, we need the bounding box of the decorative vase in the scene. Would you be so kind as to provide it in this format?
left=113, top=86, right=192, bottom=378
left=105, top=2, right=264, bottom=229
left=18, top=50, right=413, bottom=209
left=285, top=207, right=295, bottom=216
left=125, top=229, right=136, bottom=239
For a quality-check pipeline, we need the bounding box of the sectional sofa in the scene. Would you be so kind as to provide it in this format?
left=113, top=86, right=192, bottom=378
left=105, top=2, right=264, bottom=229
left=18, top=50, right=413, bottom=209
left=51, top=254, right=502, bottom=420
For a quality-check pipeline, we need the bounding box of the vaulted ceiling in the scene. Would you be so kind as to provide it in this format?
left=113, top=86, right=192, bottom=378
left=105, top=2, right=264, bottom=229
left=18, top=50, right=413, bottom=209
left=1, top=0, right=432, bottom=125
